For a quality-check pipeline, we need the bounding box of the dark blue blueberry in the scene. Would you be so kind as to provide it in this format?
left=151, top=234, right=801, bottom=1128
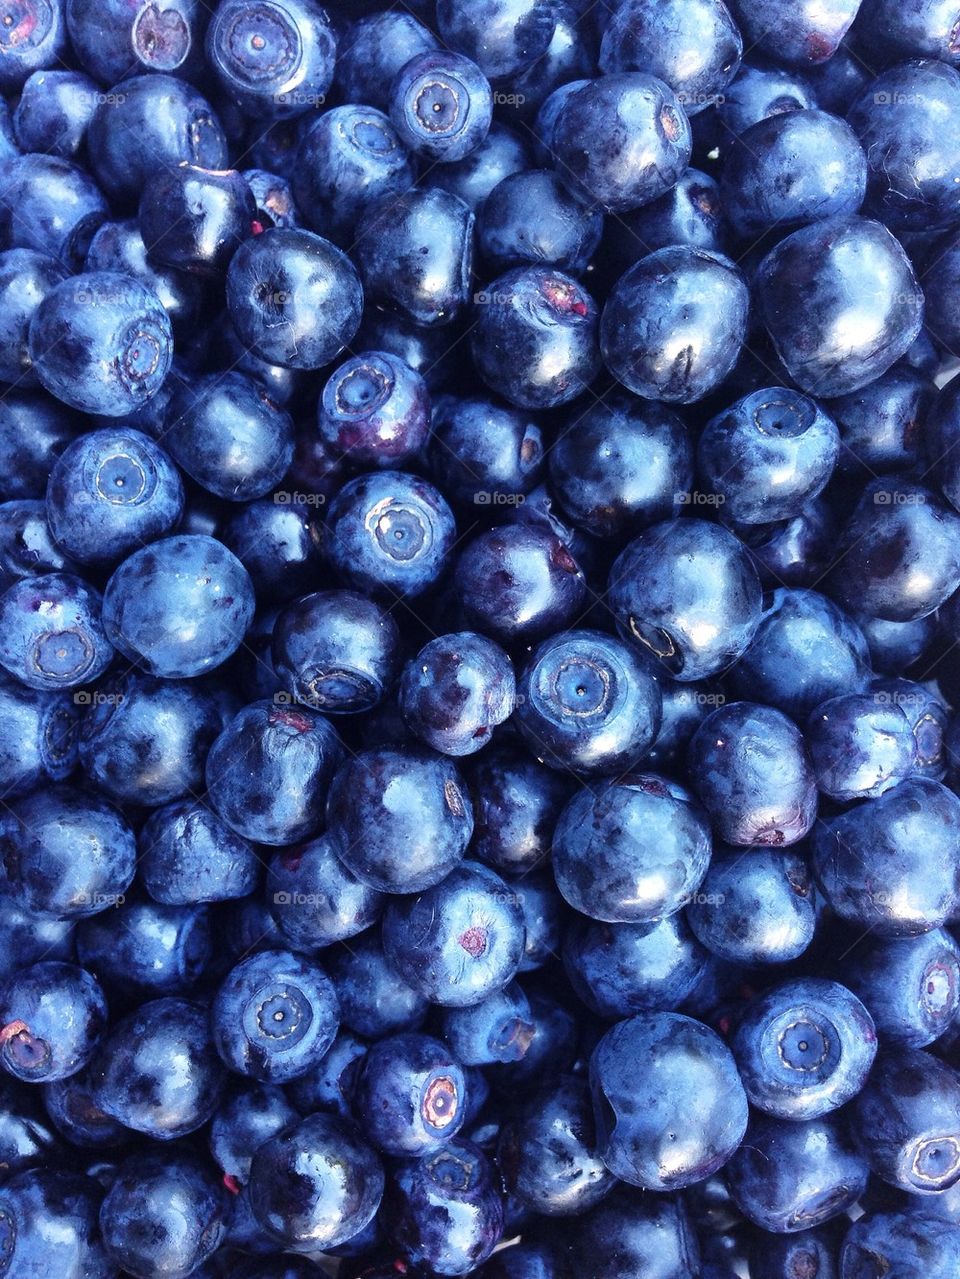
left=0, top=154, right=107, bottom=268
left=324, top=471, right=457, bottom=601
left=391, top=50, right=492, bottom=162
left=0, top=1078, right=61, bottom=1175
left=43, top=1067, right=129, bottom=1149
left=326, top=746, right=473, bottom=893
left=1, top=783, right=136, bottom=918
left=599, top=0, right=741, bottom=113
left=851, top=1047, right=960, bottom=1194
left=66, top=0, right=203, bottom=84
left=497, top=1075, right=614, bottom=1216
left=0, top=961, right=106, bottom=1084
left=385, top=1136, right=504, bottom=1275
left=0, top=248, right=69, bottom=385
left=0, top=0, right=65, bottom=92
left=467, top=745, right=569, bottom=876
left=79, top=672, right=227, bottom=805
left=287, top=1028, right=367, bottom=1117
left=717, top=61, right=816, bottom=137
left=205, top=0, right=336, bottom=118
left=732, top=978, right=876, bottom=1120
left=13, top=70, right=96, bottom=160
left=807, top=691, right=918, bottom=799
left=139, top=163, right=255, bottom=277
left=548, top=394, right=692, bottom=538
left=139, top=800, right=260, bottom=904
left=77, top=899, right=212, bottom=997
left=841, top=1210, right=960, bottom=1278
left=440, top=982, right=535, bottom=1065
left=728, top=0, right=858, bottom=63
left=828, top=478, right=960, bottom=621
left=226, top=227, right=362, bottom=370
left=87, top=74, right=226, bottom=204
left=721, top=109, right=866, bottom=240
left=608, top=518, right=762, bottom=681
left=164, top=371, right=293, bottom=503
left=99, top=1149, right=230, bottom=1279
left=354, top=1032, right=467, bottom=1156
left=356, top=188, right=474, bottom=329
left=335, top=10, right=438, bottom=110
left=102, top=535, right=254, bottom=678
left=327, top=930, right=428, bottom=1039
left=476, top=1239, right=564, bottom=1279
left=471, top=266, right=600, bottom=408
left=210, top=1083, right=297, bottom=1188
left=249, top=1112, right=383, bottom=1250
left=515, top=628, right=661, bottom=774
left=243, top=168, right=300, bottom=231
left=435, top=0, right=555, bottom=79
left=920, top=367, right=960, bottom=512
left=487, top=987, right=578, bottom=1092
left=318, top=351, right=430, bottom=471
left=688, top=701, right=818, bottom=846
left=686, top=846, right=818, bottom=965
left=843, top=929, right=960, bottom=1048
left=550, top=73, right=691, bottom=212
left=273, top=590, right=400, bottom=715
left=90, top=997, right=225, bottom=1139
left=29, top=271, right=173, bottom=417
left=431, top=121, right=530, bottom=209
left=222, top=499, right=324, bottom=606
left=859, top=612, right=937, bottom=676
left=609, top=170, right=725, bottom=268
left=590, top=1011, right=748, bottom=1190
left=562, top=1186, right=701, bottom=1279
left=756, top=216, right=924, bottom=396
left=749, top=1226, right=841, bottom=1279
left=206, top=699, right=343, bottom=845
left=848, top=61, right=960, bottom=234
left=726, top=1112, right=868, bottom=1232
left=428, top=395, right=544, bottom=510
left=454, top=523, right=586, bottom=644
left=731, top=494, right=838, bottom=589
left=292, top=107, right=415, bottom=246
left=45, top=426, right=183, bottom=567
left=552, top=773, right=712, bottom=922
left=267, top=833, right=385, bottom=951
left=828, top=365, right=932, bottom=479
left=812, top=777, right=960, bottom=936
left=0, top=391, right=80, bottom=502
left=564, top=913, right=708, bottom=1019
left=508, top=1, right=595, bottom=121
left=399, top=631, right=515, bottom=757
left=477, top=168, right=603, bottom=276
left=0, top=1170, right=112, bottom=1278
left=698, top=388, right=840, bottom=524
left=213, top=947, right=339, bottom=1084
left=601, top=247, right=748, bottom=403
left=382, top=862, right=526, bottom=1007
left=0, top=674, right=80, bottom=796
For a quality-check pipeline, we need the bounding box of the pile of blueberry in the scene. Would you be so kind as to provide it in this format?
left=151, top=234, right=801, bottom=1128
left=7, top=0, right=960, bottom=1276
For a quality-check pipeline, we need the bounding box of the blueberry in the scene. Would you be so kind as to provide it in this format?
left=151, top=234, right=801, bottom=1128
left=222, top=500, right=325, bottom=606
left=356, top=188, right=474, bottom=329
left=828, top=365, right=932, bottom=479
left=140, top=800, right=260, bottom=905
left=756, top=217, right=924, bottom=397
left=206, top=699, right=343, bottom=845
left=99, top=1149, right=230, bottom=1279
left=589, top=1011, right=748, bottom=1189
left=29, top=271, right=173, bottom=417
left=807, top=691, right=918, bottom=799
left=90, top=997, right=224, bottom=1140
left=0, top=1170, right=113, bottom=1278
left=287, top=1027, right=367, bottom=1118
left=717, top=61, right=817, bottom=137
left=77, top=899, right=212, bottom=997
left=292, top=106, right=415, bottom=246
left=562, top=1186, right=702, bottom=1279
left=552, top=773, right=712, bottom=923
left=325, top=470, right=457, bottom=601
left=85, top=217, right=207, bottom=338
left=243, top=167, right=300, bottom=231
left=471, top=266, right=600, bottom=409
left=727, top=0, right=859, bottom=64
left=431, top=121, right=530, bottom=209
left=335, top=11, right=439, bottom=110
left=607, top=519, right=762, bottom=681
left=273, top=589, right=400, bottom=715
left=354, top=1032, right=467, bottom=1156
left=391, top=50, right=492, bottom=162
left=726, top=1111, right=868, bottom=1232
left=326, top=746, right=473, bottom=893
left=102, top=535, right=254, bottom=678
left=440, top=982, right=535, bottom=1065
left=399, top=631, right=516, bottom=756
left=843, top=929, right=960, bottom=1048
left=551, top=74, right=692, bottom=212
left=0, top=248, right=69, bottom=385
left=0, top=0, right=66, bottom=92
left=748, top=1226, right=842, bottom=1279
left=435, top=0, right=556, bottom=80
left=210, top=1083, right=297, bottom=1188
left=66, top=0, right=204, bottom=84
left=0, top=961, right=106, bottom=1084
left=515, top=628, right=661, bottom=774
left=467, top=745, right=569, bottom=876
left=226, top=227, right=362, bottom=370
left=249, top=1112, right=384, bottom=1251
left=205, top=0, right=337, bottom=119
left=609, top=169, right=726, bottom=264
left=1, top=784, right=136, bottom=918
left=428, top=395, right=544, bottom=510
left=45, top=427, right=183, bottom=566
left=840, top=1210, right=960, bottom=1277
left=385, top=1136, right=504, bottom=1275
left=267, top=833, right=385, bottom=951
left=43, top=1067, right=129, bottom=1149
left=601, top=247, right=748, bottom=403
left=0, top=391, right=80, bottom=502
left=381, top=862, right=526, bottom=1007
left=326, top=929, right=429, bottom=1039
left=318, top=350, right=430, bottom=470
left=139, top=164, right=255, bottom=277
left=477, top=168, right=602, bottom=277
left=0, top=674, right=80, bottom=796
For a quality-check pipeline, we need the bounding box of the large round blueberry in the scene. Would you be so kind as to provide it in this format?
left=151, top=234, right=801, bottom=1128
left=0, top=572, right=113, bottom=691
left=399, top=631, right=516, bottom=757
left=390, top=50, right=492, bottom=162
